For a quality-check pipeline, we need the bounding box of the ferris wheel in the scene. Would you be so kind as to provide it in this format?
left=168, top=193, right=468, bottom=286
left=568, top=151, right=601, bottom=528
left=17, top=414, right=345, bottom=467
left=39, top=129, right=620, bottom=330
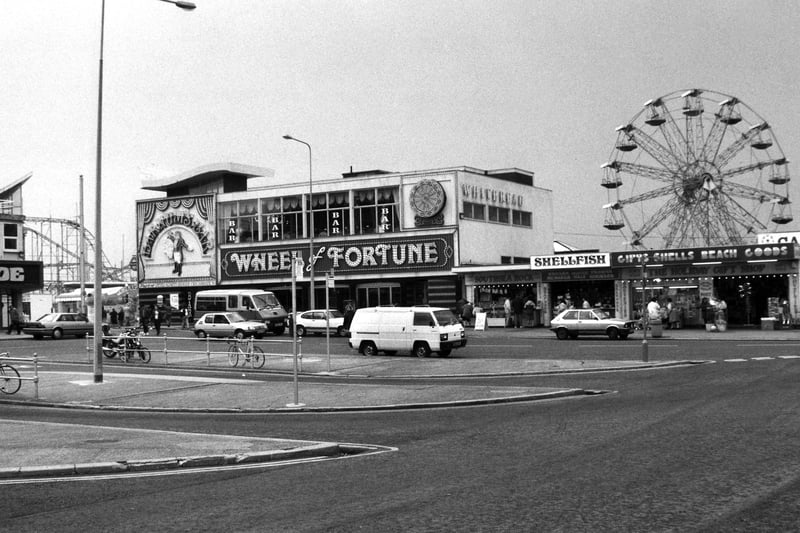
left=602, top=88, right=793, bottom=249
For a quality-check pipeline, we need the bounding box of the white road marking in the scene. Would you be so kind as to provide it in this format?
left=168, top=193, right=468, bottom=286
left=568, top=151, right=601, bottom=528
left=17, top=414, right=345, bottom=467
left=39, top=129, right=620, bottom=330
left=751, top=357, right=775, bottom=361
left=723, top=359, right=748, bottom=362
left=778, top=355, right=800, bottom=359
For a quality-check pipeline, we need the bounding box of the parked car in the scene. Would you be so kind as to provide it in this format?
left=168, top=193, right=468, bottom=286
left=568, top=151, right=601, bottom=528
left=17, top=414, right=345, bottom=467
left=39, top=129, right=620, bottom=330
left=294, top=309, right=345, bottom=337
left=193, top=312, right=267, bottom=339
left=23, top=312, right=93, bottom=340
left=550, top=308, right=637, bottom=340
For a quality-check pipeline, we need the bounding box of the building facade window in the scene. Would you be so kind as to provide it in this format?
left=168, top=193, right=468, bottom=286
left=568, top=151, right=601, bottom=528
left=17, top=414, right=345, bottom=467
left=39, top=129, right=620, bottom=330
left=488, top=205, right=510, bottom=224
left=512, top=209, right=532, bottom=227
left=260, top=195, right=302, bottom=241
left=354, top=187, right=399, bottom=234
left=3, top=223, right=20, bottom=251
left=311, top=192, right=350, bottom=237
left=220, top=200, right=259, bottom=244
left=463, top=201, right=485, bottom=220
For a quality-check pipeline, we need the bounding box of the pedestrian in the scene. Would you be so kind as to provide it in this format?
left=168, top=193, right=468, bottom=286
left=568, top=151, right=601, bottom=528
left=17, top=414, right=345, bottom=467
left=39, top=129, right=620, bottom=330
left=181, top=306, right=190, bottom=329
left=118, top=307, right=125, bottom=327
left=646, top=297, right=661, bottom=324
left=668, top=302, right=681, bottom=330
left=461, top=301, right=474, bottom=327
left=664, top=298, right=673, bottom=328
left=781, top=299, right=791, bottom=326
left=7, top=306, right=22, bottom=335
left=110, top=308, right=118, bottom=326
left=343, top=301, right=356, bottom=334
left=581, top=298, right=591, bottom=309
left=504, top=297, right=512, bottom=328
left=153, top=305, right=162, bottom=335
left=511, top=294, right=524, bottom=328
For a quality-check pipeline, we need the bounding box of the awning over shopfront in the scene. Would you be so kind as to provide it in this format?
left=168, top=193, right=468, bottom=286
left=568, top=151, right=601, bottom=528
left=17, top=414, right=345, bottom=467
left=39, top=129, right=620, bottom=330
left=55, top=286, right=127, bottom=306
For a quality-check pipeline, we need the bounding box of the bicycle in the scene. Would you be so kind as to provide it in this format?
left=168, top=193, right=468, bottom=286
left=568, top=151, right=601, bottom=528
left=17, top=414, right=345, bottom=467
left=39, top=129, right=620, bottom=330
left=227, top=337, right=265, bottom=368
left=0, top=361, right=22, bottom=395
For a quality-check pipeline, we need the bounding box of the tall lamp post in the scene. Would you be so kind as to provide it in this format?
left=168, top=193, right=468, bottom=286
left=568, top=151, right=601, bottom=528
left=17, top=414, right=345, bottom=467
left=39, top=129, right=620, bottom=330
left=282, top=134, right=315, bottom=310
left=93, top=0, right=196, bottom=383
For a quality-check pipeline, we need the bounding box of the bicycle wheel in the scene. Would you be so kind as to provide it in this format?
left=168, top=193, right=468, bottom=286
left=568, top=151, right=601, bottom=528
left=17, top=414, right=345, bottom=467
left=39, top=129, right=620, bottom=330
left=251, top=346, right=265, bottom=369
left=227, top=345, right=239, bottom=367
left=0, top=364, right=21, bottom=394
left=138, top=349, right=152, bottom=363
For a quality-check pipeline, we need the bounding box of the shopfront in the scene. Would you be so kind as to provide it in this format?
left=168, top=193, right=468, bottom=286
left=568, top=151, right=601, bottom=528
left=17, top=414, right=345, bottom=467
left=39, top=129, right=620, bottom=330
left=611, top=244, right=799, bottom=327
left=528, top=252, right=615, bottom=326
left=456, top=265, right=542, bottom=326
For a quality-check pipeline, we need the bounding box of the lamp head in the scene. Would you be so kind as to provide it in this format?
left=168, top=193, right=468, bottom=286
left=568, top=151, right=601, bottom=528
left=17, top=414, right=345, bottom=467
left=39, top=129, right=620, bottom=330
left=282, top=134, right=294, bottom=140
left=175, top=1, right=197, bottom=9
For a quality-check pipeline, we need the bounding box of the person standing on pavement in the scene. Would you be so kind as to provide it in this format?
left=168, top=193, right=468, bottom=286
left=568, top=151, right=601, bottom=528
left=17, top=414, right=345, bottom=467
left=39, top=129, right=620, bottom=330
left=181, top=306, right=190, bottom=329
left=461, top=301, right=474, bottom=327
left=7, top=305, right=22, bottom=335
left=153, top=305, right=162, bottom=336
left=511, top=294, right=524, bottom=328
left=504, top=297, right=512, bottom=328
left=646, top=297, right=661, bottom=324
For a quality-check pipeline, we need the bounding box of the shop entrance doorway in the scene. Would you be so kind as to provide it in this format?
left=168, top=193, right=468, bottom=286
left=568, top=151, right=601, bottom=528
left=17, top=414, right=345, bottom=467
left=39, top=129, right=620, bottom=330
left=356, top=283, right=401, bottom=308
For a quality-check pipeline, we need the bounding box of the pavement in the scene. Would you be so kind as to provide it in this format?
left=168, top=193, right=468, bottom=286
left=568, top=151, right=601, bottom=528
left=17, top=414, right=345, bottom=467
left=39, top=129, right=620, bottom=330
left=0, top=323, right=795, bottom=480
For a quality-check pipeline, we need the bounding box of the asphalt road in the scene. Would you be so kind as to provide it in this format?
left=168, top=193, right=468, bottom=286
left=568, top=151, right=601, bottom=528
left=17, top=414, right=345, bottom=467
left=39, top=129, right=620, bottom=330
left=2, top=333, right=800, bottom=531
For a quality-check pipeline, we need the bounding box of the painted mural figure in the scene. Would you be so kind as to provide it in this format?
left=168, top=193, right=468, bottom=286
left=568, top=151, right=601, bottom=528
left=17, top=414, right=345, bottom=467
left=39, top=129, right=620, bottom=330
left=165, top=230, right=192, bottom=276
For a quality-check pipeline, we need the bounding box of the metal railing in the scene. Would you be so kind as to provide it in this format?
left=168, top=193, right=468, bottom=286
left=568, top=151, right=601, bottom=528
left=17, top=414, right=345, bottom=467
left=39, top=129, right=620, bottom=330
left=0, top=353, right=40, bottom=399
left=86, top=334, right=302, bottom=370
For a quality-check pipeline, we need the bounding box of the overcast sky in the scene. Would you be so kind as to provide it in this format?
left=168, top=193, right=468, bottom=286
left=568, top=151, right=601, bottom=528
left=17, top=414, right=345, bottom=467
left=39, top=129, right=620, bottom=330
left=3, top=0, right=800, bottom=265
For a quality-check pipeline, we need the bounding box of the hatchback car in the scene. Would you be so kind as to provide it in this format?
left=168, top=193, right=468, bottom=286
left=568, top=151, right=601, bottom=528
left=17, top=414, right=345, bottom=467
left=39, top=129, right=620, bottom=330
left=550, top=308, right=637, bottom=340
left=294, top=309, right=345, bottom=337
left=193, top=312, right=267, bottom=339
left=23, top=312, right=93, bottom=340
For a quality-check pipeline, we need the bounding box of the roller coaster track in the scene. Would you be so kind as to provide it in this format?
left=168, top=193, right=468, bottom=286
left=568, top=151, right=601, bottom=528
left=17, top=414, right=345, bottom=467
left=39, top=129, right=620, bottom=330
left=23, top=217, right=129, bottom=287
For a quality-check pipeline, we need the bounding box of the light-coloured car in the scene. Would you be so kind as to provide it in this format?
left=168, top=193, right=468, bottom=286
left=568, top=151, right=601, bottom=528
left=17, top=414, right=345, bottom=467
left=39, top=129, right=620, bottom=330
left=23, top=313, right=93, bottom=340
left=550, top=308, right=637, bottom=340
left=193, top=312, right=266, bottom=339
left=294, top=309, right=345, bottom=337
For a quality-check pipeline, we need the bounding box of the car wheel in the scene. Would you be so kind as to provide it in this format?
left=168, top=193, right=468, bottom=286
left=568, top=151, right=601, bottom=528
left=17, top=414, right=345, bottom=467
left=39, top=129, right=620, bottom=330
left=555, top=328, right=569, bottom=340
left=234, top=330, right=245, bottom=340
left=607, top=328, right=619, bottom=340
left=196, top=330, right=207, bottom=339
left=296, top=325, right=306, bottom=337
left=336, top=326, right=343, bottom=337
left=413, top=342, right=431, bottom=358
left=52, top=328, right=63, bottom=340
left=361, top=341, right=378, bottom=357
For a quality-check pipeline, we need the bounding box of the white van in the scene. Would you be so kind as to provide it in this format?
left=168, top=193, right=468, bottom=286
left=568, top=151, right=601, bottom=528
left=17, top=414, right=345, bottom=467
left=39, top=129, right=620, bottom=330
left=347, top=306, right=467, bottom=358
left=194, top=289, right=287, bottom=335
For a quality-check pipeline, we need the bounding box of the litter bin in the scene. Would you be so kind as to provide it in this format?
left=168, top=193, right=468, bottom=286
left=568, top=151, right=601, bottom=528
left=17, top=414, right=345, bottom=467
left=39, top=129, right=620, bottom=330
left=761, top=317, right=776, bottom=330
left=650, top=322, right=663, bottom=337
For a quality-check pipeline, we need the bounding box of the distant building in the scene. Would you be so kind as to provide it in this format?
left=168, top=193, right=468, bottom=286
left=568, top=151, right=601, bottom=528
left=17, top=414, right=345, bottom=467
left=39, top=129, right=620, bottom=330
left=0, top=173, right=44, bottom=324
left=134, top=162, right=554, bottom=314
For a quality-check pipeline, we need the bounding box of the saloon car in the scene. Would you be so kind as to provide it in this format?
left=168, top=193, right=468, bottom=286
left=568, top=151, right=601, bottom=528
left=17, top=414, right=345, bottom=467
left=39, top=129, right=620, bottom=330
left=294, top=309, right=345, bottom=337
left=193, top=312, right=267, bottom=339
left=23, top=312, right=94, bottom=340
left=550, top=308, right=637, bottom=340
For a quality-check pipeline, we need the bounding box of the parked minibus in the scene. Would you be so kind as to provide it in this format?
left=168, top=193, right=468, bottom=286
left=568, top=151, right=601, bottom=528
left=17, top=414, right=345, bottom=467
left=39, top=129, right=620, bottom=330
left=194, top=289, right=287, bottom=335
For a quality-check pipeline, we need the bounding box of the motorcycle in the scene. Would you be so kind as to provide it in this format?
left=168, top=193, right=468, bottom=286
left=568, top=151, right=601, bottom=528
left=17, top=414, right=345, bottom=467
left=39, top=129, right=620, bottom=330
left=102, top=326, right=152, bottom=363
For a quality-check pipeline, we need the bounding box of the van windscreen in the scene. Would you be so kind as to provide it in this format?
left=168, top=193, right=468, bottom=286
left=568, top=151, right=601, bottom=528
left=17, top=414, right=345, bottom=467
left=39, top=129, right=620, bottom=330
left=433, top=310, right=459, bottom=326
left=252, top=293, right=280, bottom=309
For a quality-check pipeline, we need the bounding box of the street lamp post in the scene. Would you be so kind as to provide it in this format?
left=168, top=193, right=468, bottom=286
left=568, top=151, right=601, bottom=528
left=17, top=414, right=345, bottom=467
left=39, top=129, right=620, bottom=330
left=282, top=135, right=315, bottom=310
left=93, top=0, right=196, bottom=383
left=641, top=257, right=649, bottom=363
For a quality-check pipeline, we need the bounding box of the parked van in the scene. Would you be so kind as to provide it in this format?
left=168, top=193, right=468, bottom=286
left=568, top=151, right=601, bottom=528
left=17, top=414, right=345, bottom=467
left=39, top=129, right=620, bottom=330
left=194, top=289, right=287, bottom=335
left=347, top=306, right=467, bottom=357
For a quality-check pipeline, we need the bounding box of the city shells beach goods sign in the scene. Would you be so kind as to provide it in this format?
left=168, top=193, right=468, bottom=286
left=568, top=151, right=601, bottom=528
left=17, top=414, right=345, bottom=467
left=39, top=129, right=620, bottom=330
left=136, top=196, right=216, bottom=287
left=221, top=233, right=455, bottom=281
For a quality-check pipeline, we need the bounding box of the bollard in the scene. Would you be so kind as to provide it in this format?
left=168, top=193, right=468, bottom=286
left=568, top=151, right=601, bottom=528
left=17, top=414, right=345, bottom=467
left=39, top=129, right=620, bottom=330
left=206, top=335, right=211, bottom=366
left=298, top=337, right=303, bottom=372
left=163, top=333, right=168, bottom=366
left=33, top=354, right=39, bottom=400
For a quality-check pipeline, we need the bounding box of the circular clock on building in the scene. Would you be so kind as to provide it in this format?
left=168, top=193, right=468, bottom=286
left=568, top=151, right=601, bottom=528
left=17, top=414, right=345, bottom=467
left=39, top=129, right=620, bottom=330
left=410, top=179, right=446, bottom=218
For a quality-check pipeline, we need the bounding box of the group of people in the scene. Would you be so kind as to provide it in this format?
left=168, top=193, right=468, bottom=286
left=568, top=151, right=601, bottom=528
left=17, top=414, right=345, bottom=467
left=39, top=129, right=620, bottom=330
left=502, top=294, right=537, bottom=328
left=643, top=297, right=685, bottom=329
